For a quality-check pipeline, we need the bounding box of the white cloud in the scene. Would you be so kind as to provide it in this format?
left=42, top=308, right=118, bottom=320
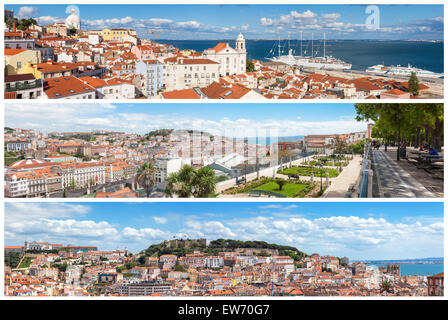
left=4, top=103, right=369, bottom=138
left=153, top=216, right=168, bottom=224
left=322, top=13, right=341, bottom=20
left=17, top=6, right=38, bottom=18
left=260, top=17, right=274, bottom=26
left=4, top=203, right=443, bottom=259
left=291, top=10, right=317, bottom=19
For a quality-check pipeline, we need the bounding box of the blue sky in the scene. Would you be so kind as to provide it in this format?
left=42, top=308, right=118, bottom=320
left=5, top=103, right=369, bottom=137
left=5, top=202, right=443, bottom=260
left=6, top=4, right=444, bottom=40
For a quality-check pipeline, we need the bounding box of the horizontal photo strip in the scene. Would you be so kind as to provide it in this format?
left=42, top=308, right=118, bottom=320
left=4, top=3, right=444, bottom=100
left=4, top=103, right=443, bottom=198
left=4, top=201, right=444, bottom=297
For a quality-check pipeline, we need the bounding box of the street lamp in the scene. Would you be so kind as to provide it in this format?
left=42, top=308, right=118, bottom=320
left=316, top=162, right=323, bottom=192
left=396, top=112, right=402, bottom=161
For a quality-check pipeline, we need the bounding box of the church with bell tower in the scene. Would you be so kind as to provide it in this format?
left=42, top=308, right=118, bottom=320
left=203, top=33, right=247, bottom=76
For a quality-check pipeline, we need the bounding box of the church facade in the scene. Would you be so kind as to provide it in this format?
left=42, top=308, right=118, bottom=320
left=203, top=33, right=246, bottom=76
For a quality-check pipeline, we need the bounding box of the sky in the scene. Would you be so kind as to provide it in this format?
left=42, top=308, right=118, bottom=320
left=4, top=202, right=443, bottom=260
left=4, top=103, right=369, bottom=138
left=5, top=4, right=444, bottom=40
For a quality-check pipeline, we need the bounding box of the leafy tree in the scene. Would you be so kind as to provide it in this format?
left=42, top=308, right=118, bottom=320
left=174, top=264, right=186, bottom=272
left=332, top=136, right=348, bottom=154
left=355, top=103, right=443, bottom=151
left=135, top=162, right=156, bottom=197
left=274, top=178, right=287, bottom=191
left=69, top=27, right=77, bottom=35
left=408, top=72, right=420, bottom=96
left=4, top=252, right=21, bottom=268
left=69, top=178, right=78, bottom=190
left=246, top=60, right=255, bottom=72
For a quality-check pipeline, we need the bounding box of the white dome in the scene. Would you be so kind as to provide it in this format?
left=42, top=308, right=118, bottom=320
left=65, top=9, right=81, bottom=30
left=237, top=32, right=245, bottom=40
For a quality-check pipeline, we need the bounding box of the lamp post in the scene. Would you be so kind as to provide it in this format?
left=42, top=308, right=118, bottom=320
left=396, top=112, right=402, bottom=161
left=316, top=162, right=323, bottom=192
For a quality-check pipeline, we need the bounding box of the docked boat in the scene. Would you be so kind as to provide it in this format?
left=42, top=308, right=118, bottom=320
left=366, top=64, right=443, bottom=78
left=268, top=32, right=352, bottom=70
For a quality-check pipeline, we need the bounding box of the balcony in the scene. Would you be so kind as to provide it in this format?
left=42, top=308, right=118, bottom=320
left=5, top=79, right=42, bottom=92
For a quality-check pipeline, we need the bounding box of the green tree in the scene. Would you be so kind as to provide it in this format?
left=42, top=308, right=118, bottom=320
left=332, top=136, right=348, bottom=154
left=246, top=59, right=255, bottom=72
left=174, top=264, right=186, bottom=272
left=355, top=103, right=443, bottom=151
left=69, top=27, right=77, bottom=35
left=135, top=162, right=156, bottom=197
left=165, top=165, right=217, bottom=198
left=380, top=280, right=392, bottom=293
left=408, top=72, right=420, bottom=96
left=274, top=178, right=287, bottom=191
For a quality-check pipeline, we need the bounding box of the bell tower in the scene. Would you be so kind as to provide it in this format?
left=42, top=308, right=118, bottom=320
left=236, top=32, right=246, bottom=53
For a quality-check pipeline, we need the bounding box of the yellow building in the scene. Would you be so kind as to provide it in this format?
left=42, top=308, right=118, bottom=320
left=4, top=49, right=41, bottom=75
left=99, top=28, right=137, bottom=41
left=18, top=61, right=77, bottom=80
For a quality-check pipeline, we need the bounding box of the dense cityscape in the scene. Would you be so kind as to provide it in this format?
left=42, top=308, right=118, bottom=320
left=4, top=8, right=443, bottom=100
left=4, top=238, right=443, bottom=297
left=4, top=122, right=372, bottom=198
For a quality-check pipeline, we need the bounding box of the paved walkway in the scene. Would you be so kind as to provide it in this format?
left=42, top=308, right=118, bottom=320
left=323, top=155, right=362, bottom=198
left=371, top=149, right=436, bottom=198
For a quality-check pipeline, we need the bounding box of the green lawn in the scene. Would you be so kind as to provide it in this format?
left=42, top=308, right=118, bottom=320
left=18, top=257, right=34, bottom=269
left=308, top=160, right=347, bottom=167
left=255, top=181, right=312, bottom=197
left=279, top=166, right=340, bottom=178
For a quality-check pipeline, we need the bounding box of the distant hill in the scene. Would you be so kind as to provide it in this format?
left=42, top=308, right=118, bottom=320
left=145, top=129, right=213, bottom=138
left=140, top=239, right=307, bottom=262
left=145, top=129, right=174, bottom=137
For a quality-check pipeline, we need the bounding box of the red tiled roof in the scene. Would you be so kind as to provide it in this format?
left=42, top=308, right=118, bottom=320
left=162, top=89, right=201, bottom=99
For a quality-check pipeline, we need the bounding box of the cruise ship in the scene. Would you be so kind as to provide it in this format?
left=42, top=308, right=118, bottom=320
left=366, top=64, right=443, bottom=79
left=269, top=49, right=352, bottom=70
left=267, top=32, right=352, bottom=70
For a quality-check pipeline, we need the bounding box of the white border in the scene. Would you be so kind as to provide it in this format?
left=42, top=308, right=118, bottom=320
left=0, top=0, right=446, bottom=301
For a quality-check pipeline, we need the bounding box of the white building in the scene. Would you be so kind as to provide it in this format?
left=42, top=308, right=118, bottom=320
left=203, top=33, right=246, bottom=76
left=60, top=163, right=106, bottom=188
left=6, top=139, right=32, bottom=151
left=5, top=173, right=28, bottom=197
left=163, top=57, right=219, bottom=91
left=155, top=157, right=184, bottom=184
left=78, top=76, right=135, bottom=99
left=205, top=256, right=224, bottom=269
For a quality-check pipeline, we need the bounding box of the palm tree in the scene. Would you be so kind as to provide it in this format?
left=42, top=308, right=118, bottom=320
left=165, top=165, right=196, bottom=198
left=193, top=166, right=217, bottom=197
left=380, top=280, right=393, bottom=293
left=136, top=162, right=156, bottom=197
left=165, top=165, right=217, bottom=198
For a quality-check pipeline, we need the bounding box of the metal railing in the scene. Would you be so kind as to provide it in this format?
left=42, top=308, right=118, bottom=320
left=358, top=142, right=373, bottom=198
